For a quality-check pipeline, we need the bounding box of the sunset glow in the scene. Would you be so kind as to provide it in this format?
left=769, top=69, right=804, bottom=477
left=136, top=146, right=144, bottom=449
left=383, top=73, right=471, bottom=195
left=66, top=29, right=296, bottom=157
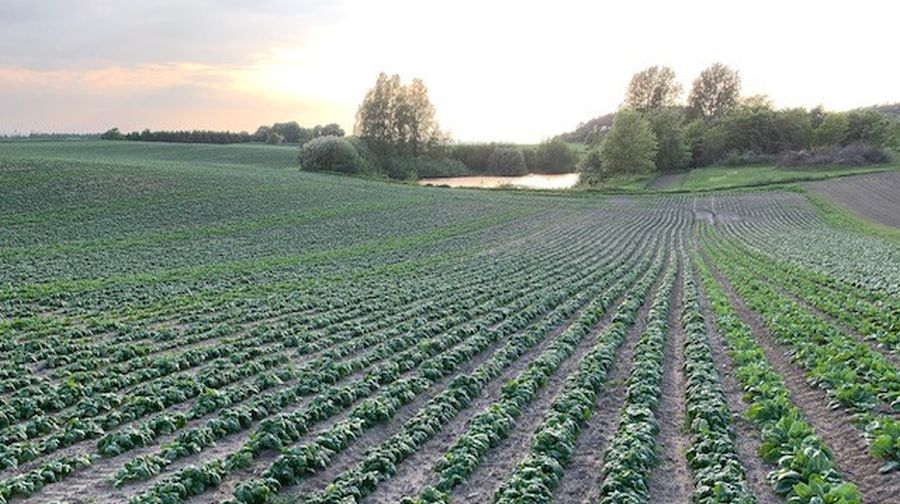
left=2, top=0, right=898, bottom=141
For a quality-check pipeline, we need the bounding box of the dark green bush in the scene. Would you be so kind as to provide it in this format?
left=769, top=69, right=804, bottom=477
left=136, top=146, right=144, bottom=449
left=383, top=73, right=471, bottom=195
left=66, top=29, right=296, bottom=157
left=487, top=147, right=527, bottom=176
left=531, top=138, right=577, bottom=174
left=299, top=136, right=364, bottom=174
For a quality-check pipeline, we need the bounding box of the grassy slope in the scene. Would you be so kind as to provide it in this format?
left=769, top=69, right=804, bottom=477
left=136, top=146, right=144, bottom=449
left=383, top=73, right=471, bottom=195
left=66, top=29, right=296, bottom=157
left=594, top=164, right=897, bottom=193
left=676, top=164, right=898, bottom=192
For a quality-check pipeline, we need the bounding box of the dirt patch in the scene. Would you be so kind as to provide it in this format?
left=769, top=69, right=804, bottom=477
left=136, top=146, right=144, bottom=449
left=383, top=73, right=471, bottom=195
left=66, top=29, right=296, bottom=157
left=805, top=171, right=900, bottom=228
left=702, top=252, right=900, bottom=504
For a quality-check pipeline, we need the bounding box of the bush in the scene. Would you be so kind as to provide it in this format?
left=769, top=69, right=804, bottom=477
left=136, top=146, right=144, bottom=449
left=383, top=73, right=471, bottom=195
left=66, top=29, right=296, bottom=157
left=777, top=143, right=891, bottom=167
left=531, top=138, right=577, bottom=174
left=409, top=157, right=470, bottom=178
left=487, top=147, right=527, bottom=176
left=299, top=136, right=364, bottom=174
left=380, top=156, right=468, bottom=179
left=601, top=109, right=658, bottom=174
left=578, top=147, right=604, bottom=185
left=446, top=143, right=498, bottom=173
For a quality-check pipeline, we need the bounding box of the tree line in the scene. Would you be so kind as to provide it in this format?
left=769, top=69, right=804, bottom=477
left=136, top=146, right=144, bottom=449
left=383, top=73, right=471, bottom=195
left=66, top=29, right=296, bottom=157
left=299, top=72, right=580, bottom=179
left=577, top=63, right=900, bottom=182
left=100, top=121, right=344, bottom=145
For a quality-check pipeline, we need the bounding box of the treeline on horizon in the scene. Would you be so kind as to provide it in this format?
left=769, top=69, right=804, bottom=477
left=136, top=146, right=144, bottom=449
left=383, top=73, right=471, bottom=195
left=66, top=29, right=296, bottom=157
left=99, top=121, right=345, bottom=145
left=35, top=64, right=900, bottom=181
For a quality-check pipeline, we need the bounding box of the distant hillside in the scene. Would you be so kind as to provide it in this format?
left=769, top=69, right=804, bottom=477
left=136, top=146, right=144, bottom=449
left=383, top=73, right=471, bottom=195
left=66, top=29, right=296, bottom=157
left=558, top=112, right=614, bottom=144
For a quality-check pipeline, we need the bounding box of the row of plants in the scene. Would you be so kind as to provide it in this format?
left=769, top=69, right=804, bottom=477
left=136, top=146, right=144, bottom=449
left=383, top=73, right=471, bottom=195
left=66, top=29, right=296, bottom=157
left=346, top=238, right=665, bottom=504
left=274, top=244, right=668, bottom=504
left=704, top=237, right=900, bottom=470
left=488, top=253, right=675, bottom=504
left=127, top=231, right=651, bottom=504
left=680, top=266, right=755, bottom=503
left=595, top=256, right=678, bottom=503
left=693, top=249, right=864, bottom=502
left=713, top=239, right=898, bottom=355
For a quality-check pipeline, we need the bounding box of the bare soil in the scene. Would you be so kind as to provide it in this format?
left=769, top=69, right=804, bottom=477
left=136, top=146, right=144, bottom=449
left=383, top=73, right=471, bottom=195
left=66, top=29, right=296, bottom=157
left=805, top=171, right=900, bottom=228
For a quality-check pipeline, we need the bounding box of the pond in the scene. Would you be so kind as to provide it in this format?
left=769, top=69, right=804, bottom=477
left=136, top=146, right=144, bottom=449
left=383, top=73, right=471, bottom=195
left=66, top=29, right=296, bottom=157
left=419, top=173, right=580, bottom=190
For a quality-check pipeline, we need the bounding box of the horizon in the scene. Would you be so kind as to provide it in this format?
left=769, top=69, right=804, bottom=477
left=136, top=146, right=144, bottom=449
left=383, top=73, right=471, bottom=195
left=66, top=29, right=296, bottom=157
left=2, top=0, right=899, bottom=143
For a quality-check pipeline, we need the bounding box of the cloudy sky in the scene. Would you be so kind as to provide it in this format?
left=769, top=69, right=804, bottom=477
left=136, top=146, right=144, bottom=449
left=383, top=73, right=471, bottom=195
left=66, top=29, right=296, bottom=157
left=1, top=0, right=898, bottom=142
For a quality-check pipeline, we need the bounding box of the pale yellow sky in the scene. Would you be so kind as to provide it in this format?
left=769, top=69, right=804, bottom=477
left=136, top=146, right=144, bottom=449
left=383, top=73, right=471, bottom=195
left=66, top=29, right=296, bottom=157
left=1, top=0, right=898, bottom=142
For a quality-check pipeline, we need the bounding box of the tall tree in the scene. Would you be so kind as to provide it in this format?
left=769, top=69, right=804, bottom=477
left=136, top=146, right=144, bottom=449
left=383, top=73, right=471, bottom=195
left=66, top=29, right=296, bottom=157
left=601, top=109, right=658, bottom=175
left=624, top=66, right=682, bottom=111
left=355, top=73, right=443, bottom=156
left=355, top=73, right=403, bottom=152
left=398, top=78, right=443, bottom=156
left=687, top=63, right=741, bottom=119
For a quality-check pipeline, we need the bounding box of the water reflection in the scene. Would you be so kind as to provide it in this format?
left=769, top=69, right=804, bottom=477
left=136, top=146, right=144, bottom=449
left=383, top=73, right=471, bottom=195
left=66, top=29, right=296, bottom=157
left=419, top=173, right=580, bottom=190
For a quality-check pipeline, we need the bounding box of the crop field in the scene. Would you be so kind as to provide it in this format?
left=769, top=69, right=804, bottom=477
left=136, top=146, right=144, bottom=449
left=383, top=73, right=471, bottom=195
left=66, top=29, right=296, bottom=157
left=1, top=142, right=899, bottom=504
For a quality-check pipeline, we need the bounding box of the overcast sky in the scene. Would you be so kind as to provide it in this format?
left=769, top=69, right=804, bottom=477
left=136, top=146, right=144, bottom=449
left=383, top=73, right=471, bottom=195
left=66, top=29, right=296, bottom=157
left=1, top=0, right=898, bottom=142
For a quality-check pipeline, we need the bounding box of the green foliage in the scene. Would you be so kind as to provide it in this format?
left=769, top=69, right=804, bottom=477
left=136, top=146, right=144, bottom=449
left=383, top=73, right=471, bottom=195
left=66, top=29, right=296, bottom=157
left=813, top=113, right=849, bottom=147
left=624, top=65, right=682, bottom=112
left=646, top=107, right=690, bottom=171
left=687, top=63, right=741, bottom=119
left=845, top=109, right=893, bottom=147
left=100, top=128, right=123, bottom=140
left=531, top=138, right=578, bottom=174
left=265, top=132, right=285, bottom=145
left=487, top=146, right=527, bottom=176
left=355, top=73, right=445, bottom=157
left=299, top=136, right=365, bottom=174
left=600, top=109, right=658, bottom=175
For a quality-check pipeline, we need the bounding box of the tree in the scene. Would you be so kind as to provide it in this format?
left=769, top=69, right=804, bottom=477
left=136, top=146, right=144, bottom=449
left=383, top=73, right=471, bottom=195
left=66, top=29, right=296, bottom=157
left=253, top=125, right=271, bottom=142
left=100, top=128, right=122, bottom=140
left=687, top=63, right=741, bottom=119
left=355, top=73, right=444, bottom=156
left=600, top=109, right=658, bottom=174
left=646, top=108, right=690, bottom=171
left=271, top=121, right=306, bottom=144
left=812, top=112, right=849, bottom=146
left=266, top=131, right=285, bottom=145
left=313, top=123, right=345, bottom=138
left=487, top=146, right=527, bottom=175
left=355, top=73, right=403, bottom=153
left=845, top=109, right=892, bottom=146
left=532, top=138, right=577, bottom=173
left=624, top=66, right=682, bottom=111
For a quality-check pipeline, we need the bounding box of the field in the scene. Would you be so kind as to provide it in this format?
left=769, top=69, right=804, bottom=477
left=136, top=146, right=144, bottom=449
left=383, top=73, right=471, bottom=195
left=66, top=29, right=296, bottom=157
left=1, top=141, right=899, bottom=504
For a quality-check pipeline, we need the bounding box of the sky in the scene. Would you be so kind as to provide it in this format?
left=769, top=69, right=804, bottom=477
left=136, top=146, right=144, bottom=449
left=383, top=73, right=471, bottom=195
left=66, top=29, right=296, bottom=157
left=1, top=0, right=898, bottom=143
